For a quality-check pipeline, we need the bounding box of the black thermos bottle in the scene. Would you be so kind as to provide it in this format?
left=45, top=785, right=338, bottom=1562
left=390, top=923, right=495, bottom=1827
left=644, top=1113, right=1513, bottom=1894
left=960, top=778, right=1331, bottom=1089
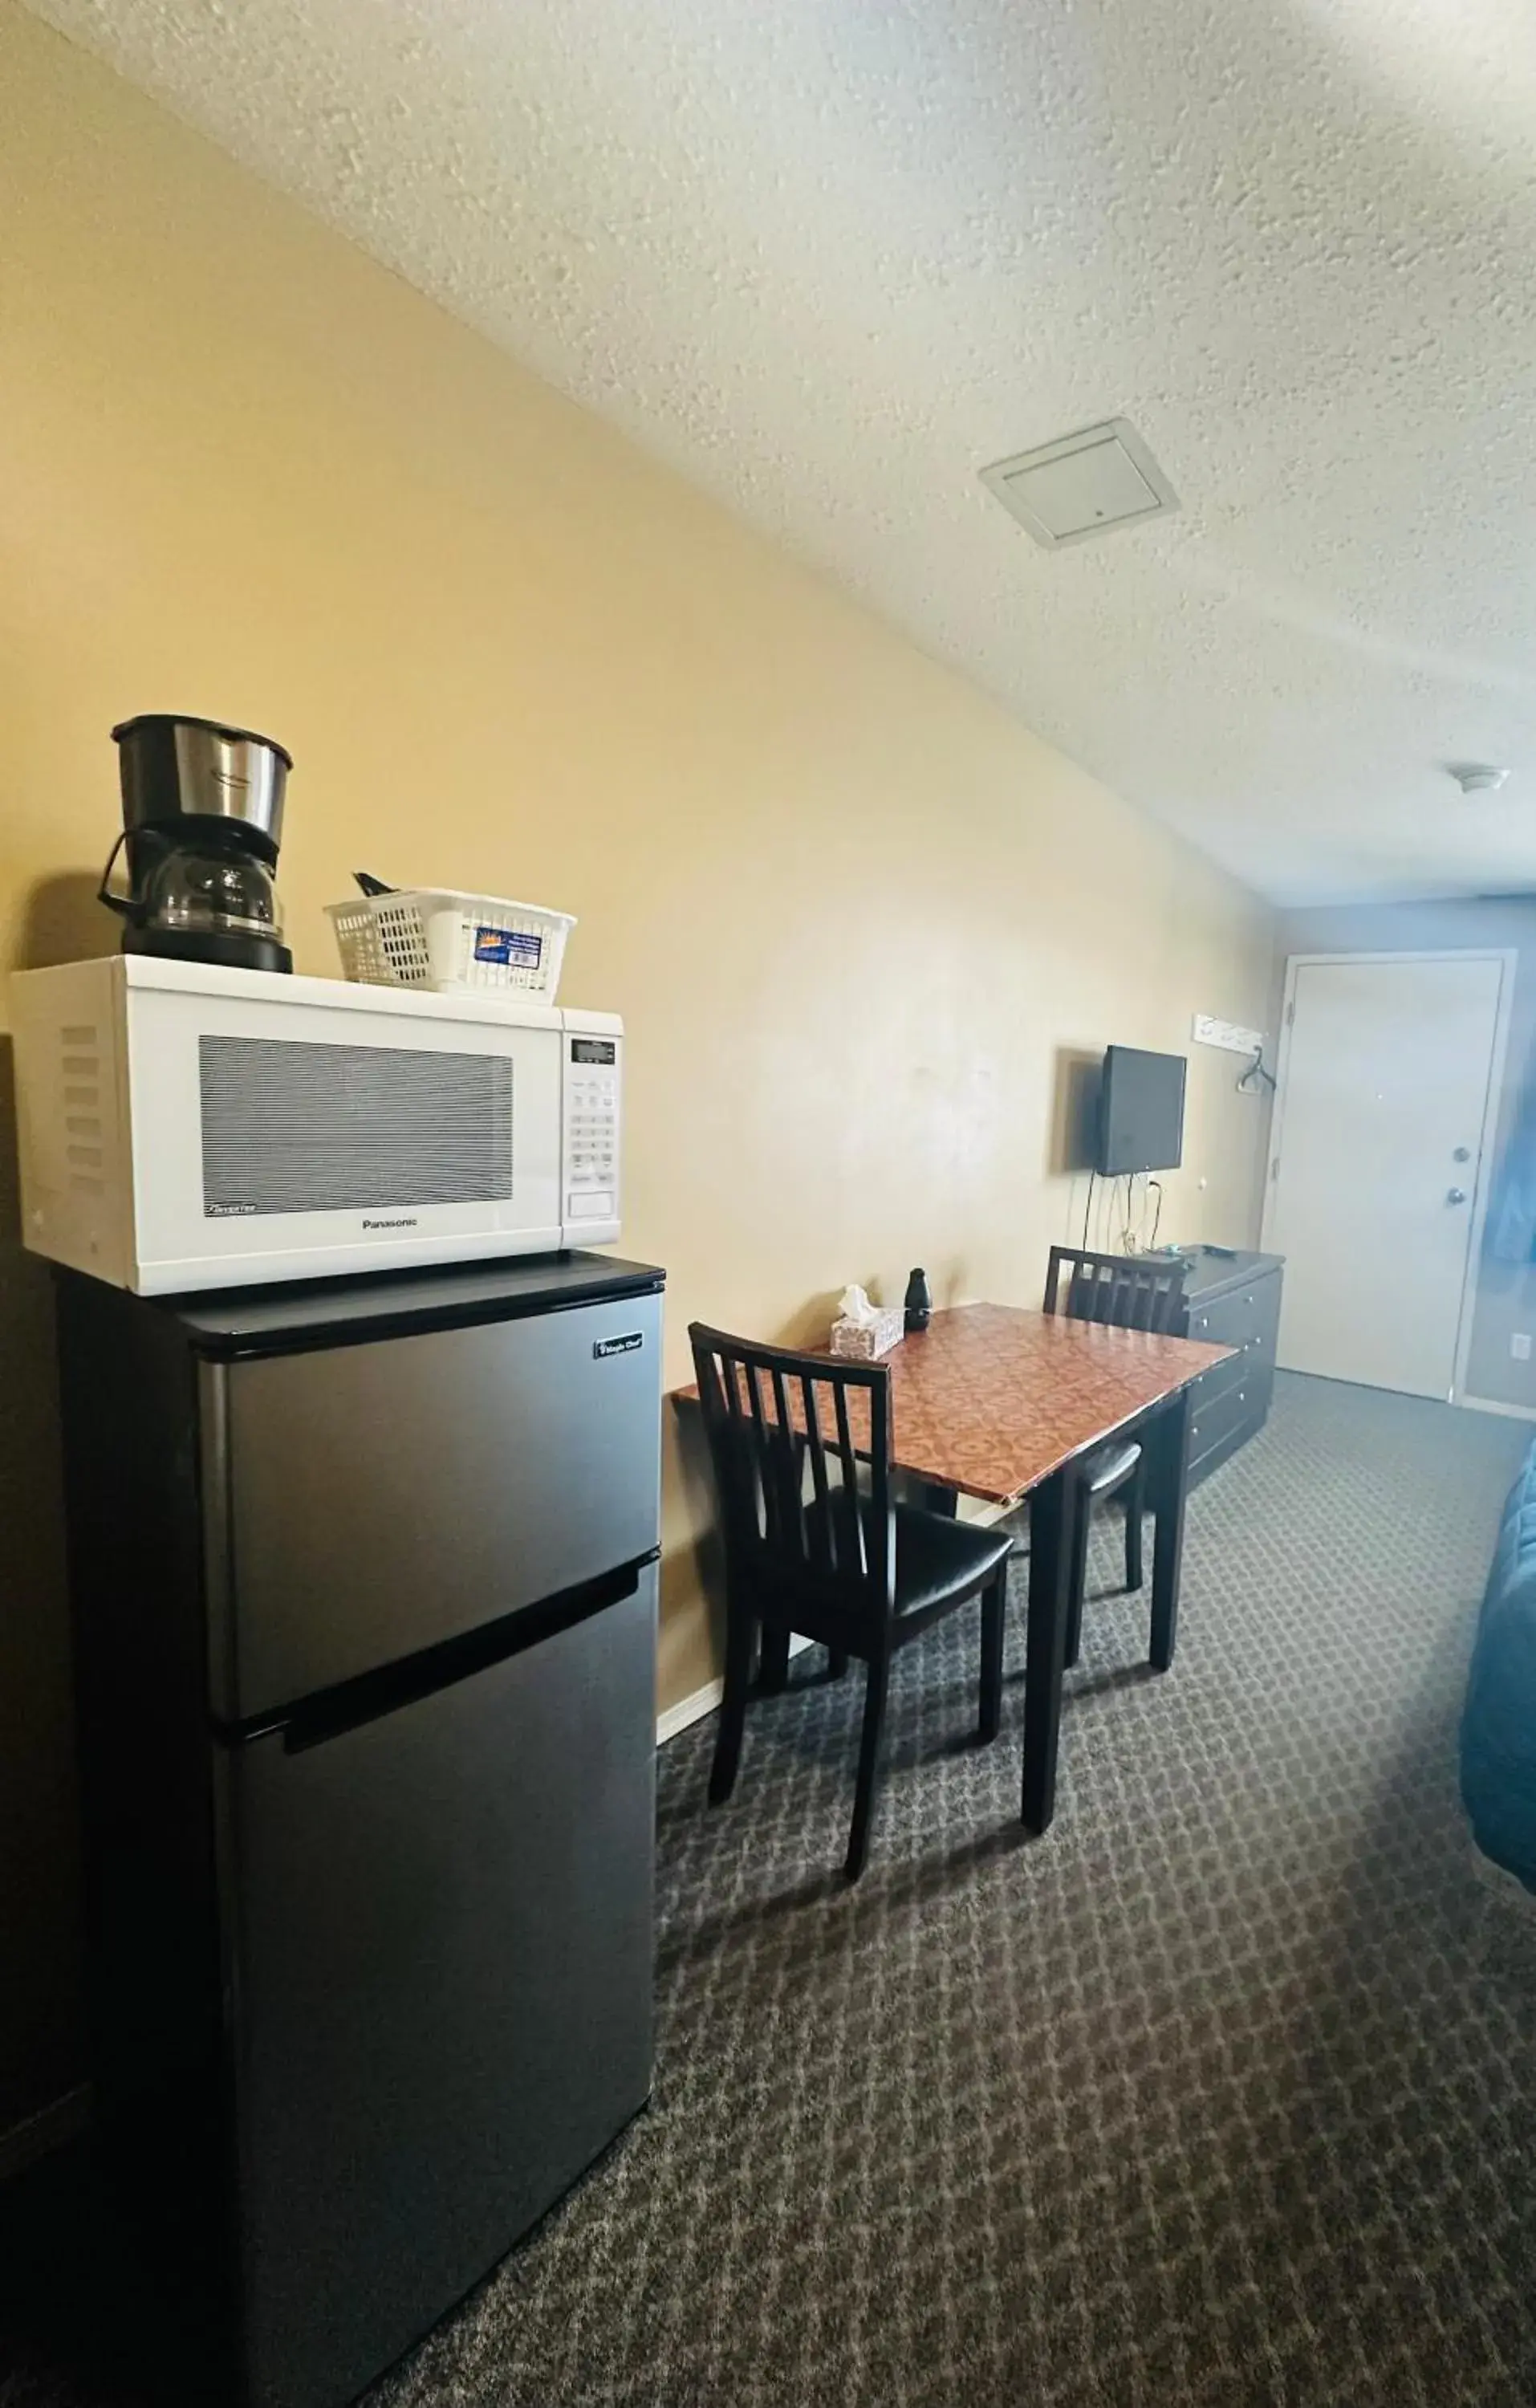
left=904, top=1268, right=932, bottom=1333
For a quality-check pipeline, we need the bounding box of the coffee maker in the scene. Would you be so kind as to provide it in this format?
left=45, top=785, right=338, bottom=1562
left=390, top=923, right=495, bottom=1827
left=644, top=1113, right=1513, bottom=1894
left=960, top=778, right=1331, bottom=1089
left=98, top=714, right=293, bottom=974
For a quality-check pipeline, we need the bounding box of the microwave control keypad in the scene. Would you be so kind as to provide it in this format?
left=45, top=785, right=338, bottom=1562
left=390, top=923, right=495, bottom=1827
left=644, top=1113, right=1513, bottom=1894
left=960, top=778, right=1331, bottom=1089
left=567, top=1059, right=619, bottom=1219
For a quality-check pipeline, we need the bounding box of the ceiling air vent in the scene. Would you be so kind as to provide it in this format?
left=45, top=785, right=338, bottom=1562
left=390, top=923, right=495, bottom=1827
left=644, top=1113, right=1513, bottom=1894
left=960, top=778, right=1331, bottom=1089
left=980, top=418, right=1178, bottom=548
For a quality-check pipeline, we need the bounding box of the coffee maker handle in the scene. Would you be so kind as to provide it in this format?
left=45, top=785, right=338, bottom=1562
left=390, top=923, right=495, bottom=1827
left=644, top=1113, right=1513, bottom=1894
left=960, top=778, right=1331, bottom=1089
left=96, top=830, right=137, bottom=919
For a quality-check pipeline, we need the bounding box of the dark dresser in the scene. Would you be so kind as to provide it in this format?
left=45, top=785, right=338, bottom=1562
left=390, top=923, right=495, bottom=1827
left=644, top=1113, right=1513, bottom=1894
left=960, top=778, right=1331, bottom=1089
left=1170, top=1246, right=1285, bottom=1488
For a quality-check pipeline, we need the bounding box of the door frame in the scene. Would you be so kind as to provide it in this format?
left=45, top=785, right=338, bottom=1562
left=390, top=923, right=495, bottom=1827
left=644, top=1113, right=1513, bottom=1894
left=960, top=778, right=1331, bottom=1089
left=1260, top=948, right=1517, bottom=1407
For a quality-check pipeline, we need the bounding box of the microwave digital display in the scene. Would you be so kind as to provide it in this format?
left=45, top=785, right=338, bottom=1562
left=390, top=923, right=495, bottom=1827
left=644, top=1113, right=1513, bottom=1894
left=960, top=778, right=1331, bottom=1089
left=571, top=1039, right=616, bottom=1065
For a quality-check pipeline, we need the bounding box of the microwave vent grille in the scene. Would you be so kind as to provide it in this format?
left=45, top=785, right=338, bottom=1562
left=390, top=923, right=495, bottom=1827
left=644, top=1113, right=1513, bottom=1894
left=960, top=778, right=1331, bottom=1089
left=199, top=1035, right=514, bottom=1218
left=59, top=1026, right=104, bottom=1190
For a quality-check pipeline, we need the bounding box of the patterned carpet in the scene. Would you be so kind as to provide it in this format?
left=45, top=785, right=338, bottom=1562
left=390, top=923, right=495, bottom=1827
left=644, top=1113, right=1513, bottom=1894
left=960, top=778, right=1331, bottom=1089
left=5, top=1374, right=1536, bottom=2406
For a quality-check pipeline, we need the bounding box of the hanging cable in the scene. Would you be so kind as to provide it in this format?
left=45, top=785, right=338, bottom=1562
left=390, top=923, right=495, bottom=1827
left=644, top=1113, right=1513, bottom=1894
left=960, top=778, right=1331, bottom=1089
left=1118, top=1172, right=1144, bottom=1255
left=1119, top=1173, right=1152, bottom=1252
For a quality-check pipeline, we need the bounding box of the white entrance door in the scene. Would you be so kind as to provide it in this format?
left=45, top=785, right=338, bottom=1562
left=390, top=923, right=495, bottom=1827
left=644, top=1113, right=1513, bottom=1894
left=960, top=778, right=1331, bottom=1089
left=1264, top=954, right=1506, bottom=1397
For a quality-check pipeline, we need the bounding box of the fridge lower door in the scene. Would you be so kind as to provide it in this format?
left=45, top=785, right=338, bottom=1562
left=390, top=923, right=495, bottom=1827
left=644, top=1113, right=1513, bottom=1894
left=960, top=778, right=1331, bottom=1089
left=217, top=1564, right=656, bottom=2408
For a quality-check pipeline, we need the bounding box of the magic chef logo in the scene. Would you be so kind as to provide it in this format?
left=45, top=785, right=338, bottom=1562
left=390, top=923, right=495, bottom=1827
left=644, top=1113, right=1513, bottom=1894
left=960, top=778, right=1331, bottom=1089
left=363, top=1216, right=419, bottom=1230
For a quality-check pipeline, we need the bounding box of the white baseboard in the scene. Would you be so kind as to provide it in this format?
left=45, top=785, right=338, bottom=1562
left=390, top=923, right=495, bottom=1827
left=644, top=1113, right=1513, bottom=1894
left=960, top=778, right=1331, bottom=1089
left=0, top=2083, right=91, bottom=2183
left=1456, top=1391, right=1536, bottom=1424
left=656, top=1632, right=815, bottom=1747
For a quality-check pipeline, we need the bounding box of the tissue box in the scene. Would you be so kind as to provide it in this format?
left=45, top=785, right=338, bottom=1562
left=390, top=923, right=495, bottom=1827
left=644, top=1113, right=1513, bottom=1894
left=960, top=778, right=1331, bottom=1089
left=830, top=1306, right=905, bottom=1361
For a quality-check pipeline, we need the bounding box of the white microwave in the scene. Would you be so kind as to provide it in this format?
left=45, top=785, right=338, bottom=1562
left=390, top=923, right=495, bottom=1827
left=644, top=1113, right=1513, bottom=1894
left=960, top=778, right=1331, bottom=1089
left=10, top=955, right=624, bottom=1294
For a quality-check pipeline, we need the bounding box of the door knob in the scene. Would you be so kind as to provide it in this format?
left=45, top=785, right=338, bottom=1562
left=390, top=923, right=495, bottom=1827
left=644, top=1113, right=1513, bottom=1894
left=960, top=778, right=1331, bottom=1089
left=1447, top=1187, right=1468, bottom=1206
left=1453, top=1146, right=1471, bottom=1164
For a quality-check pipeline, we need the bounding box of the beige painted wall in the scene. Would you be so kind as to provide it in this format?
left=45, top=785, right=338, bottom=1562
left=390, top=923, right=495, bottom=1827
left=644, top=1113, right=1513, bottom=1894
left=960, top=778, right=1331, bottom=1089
left=1276, top=898, right=1536, bottom=1411
left=0, top=0, right=1274, bottom=2133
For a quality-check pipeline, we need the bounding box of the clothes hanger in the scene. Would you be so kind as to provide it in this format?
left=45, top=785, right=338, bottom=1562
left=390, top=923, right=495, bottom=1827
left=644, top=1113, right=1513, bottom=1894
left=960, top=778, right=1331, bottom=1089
left=1238, top=1044, right=1277, bottom=1096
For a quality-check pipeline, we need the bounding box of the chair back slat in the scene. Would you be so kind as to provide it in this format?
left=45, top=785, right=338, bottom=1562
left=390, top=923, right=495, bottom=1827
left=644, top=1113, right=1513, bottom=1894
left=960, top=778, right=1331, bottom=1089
left=1044, top=1245, right=1189, bottom=1336
left=767, top=1365, right=805, bottom=1567
left=689, top=1323, right=895, bottom=1610
left=831, top=1379, right=867, bottom=1580
left=802, top=1375, right=835, bottom=1572
left=743, top=1361, right=775, bottom=1548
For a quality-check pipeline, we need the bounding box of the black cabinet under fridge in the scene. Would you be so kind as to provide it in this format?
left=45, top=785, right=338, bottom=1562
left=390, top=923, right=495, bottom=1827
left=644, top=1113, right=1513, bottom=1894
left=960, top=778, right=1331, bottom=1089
left=56, top=1251, right=665, bottom=2408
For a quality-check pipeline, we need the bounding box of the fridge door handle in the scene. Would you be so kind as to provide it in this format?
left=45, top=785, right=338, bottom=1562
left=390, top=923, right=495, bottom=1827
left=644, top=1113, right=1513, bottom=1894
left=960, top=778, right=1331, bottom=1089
left=248, top=1550, right=660, bottom=1755
left=199, top=1358, right=239, bottom=1721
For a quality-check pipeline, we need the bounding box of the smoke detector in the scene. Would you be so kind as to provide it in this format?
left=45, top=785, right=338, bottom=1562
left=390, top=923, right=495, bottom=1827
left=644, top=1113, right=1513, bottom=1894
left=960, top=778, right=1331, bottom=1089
left=1448, top=763, right=1509, bottom=795
left=980, top=418, right=1179, bottom=548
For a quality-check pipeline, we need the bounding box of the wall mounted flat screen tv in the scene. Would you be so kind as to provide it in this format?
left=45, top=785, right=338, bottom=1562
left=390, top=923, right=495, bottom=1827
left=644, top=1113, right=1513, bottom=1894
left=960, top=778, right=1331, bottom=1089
left=1098, top=1046, right=1186, bottom=1174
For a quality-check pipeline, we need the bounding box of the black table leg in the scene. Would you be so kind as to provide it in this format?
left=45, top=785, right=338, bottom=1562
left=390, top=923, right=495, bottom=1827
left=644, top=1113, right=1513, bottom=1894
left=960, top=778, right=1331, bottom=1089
left=1021, top=1465, right=1073, bottom=1835
left=1147, top=1387, right=1193, bottom=1672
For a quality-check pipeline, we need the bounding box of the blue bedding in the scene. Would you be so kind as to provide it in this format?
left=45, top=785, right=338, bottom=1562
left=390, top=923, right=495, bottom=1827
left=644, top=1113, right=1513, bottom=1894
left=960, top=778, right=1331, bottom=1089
left=1462, top=1441, right=1536, bottom=1894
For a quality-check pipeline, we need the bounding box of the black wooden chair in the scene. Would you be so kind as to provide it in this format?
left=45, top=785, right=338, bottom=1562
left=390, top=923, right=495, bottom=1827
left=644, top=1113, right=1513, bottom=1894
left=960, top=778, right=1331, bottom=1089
left=689, top=1323, right=1016, bottom=1879
left=1042, top=1247, right=1190, bottom=1667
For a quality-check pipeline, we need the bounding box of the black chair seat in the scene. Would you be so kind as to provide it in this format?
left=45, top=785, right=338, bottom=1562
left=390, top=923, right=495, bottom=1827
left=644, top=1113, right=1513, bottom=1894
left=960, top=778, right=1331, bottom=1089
left=1081, top=1440, right=1140, bottom=1498
left=894, top=1504, right=1014, bottom=1622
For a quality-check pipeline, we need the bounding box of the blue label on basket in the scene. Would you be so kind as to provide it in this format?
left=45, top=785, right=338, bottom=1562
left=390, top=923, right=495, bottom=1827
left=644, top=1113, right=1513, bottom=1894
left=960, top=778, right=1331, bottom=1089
left=473, top=925, right=542, bottom=967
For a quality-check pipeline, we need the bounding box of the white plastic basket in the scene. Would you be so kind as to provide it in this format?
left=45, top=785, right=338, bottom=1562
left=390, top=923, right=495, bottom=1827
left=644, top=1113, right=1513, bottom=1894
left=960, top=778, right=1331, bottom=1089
left=326, top=889, right=575, bottom=1000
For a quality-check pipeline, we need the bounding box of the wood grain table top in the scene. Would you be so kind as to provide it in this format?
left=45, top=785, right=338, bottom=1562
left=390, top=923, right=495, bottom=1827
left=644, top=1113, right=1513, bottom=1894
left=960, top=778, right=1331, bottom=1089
left=679, top=1303, right=1233, bottom=1507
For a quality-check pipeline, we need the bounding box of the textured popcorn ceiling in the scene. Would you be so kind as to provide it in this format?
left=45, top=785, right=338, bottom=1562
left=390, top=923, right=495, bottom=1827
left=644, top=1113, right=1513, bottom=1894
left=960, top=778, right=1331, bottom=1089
left=26, top=0, right=1536, bottom=901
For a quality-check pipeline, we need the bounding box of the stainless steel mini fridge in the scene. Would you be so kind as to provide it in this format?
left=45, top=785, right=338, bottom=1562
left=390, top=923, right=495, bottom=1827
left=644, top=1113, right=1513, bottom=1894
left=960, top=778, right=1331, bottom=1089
left=55, top=1252, right=664, bottom=2408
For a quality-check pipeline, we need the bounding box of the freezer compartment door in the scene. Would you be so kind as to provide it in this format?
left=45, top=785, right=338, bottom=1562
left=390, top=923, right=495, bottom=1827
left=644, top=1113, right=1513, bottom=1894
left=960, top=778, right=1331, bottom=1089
left=220, top=1564, right=656, bottom=2408
left=212, top=1291, right=660, bottom=1721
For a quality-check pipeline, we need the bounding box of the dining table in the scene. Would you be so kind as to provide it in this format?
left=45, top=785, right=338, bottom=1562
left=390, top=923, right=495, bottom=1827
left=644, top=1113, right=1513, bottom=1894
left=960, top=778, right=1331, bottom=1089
left=695, top=1301, right=1232, bottom=1837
